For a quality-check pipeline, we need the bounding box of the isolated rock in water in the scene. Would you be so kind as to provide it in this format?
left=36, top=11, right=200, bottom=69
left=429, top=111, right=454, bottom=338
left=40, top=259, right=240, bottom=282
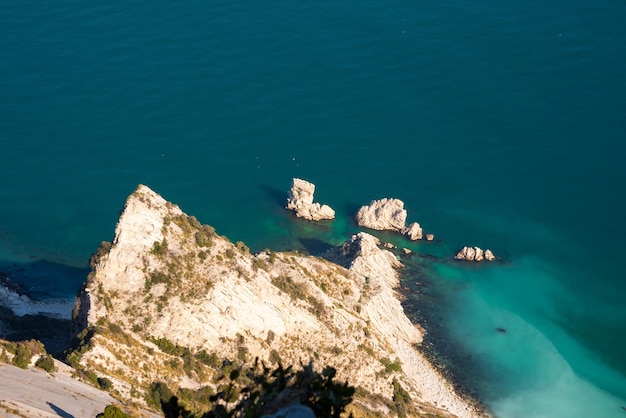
left=425, top=233, right=435, bottom=241
left=355, top=198, right=408, bottom=232
left=356, top=198, right=425, bottom=240
left=286, top=178, right=335, bottom=221
left=403, top=222, right=423, bottom=240
left=455, top=246, right=496, bottom=262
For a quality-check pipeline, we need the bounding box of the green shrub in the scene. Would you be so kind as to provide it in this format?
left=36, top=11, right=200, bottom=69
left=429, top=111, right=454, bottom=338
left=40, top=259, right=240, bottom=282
left=13, top=343, right=32, bottom=369
left=380, top=357, right=403, bottom=374
left=89, top=241, right=112, bottom=268
left=97, top=405, right=128, bottom=418
left=151, top=238, right=168, bottom=257
left=272, top=274, right=307, bottom=301
left=35, top=355, right=56, bottom=372
left=98, top=376, right=114, bottom=391
left=195, top=225, right=215, bottom=248
left=235, top=241, right=249, bottom=254
left=146, top=381, right=175, bottom=409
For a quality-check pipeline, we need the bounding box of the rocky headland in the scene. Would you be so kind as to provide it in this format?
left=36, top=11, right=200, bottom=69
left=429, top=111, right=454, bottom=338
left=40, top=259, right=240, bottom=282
left=64, top=185, right=485, bottom=417
left=286, top=178, right=335, bottom=221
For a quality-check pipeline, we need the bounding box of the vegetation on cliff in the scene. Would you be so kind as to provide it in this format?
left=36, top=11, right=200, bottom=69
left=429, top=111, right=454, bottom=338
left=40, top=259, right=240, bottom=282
left=65, top=185, right=481, bottom=418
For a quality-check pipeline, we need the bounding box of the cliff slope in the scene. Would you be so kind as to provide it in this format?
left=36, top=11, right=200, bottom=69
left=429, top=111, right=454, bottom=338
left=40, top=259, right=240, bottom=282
left=72, top=185, right=484, bottom=417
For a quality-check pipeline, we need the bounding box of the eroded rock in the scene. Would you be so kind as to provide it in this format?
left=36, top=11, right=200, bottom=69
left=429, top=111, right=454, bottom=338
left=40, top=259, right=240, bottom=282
left=286, top=178, right=335, bottom=221
left=355, top=198, right=424, bottom=241
left=455, top=246, right=496, bottom=262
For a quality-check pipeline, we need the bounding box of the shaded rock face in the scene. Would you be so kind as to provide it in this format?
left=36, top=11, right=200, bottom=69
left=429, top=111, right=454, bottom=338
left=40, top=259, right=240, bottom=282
left=455, top=247, right=496, bottom=262
left=286, top=178, right=335, bottom=221
left=355, top=199, right=423, bottom=240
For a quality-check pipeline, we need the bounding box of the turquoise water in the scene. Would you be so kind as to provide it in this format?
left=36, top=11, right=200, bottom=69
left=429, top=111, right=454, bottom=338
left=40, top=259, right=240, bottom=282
left=1, top=1, right=625, bottom=416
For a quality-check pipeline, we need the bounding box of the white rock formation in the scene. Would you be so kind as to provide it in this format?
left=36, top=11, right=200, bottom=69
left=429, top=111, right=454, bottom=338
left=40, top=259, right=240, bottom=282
left=73, top=185, right=484, bottom=418
left=286, top=178, right=335, bottom=221
left=455, top=246, right=496, bottom=262
left=484, top=249, right=496, bottom=261
left=355, top=198, right=424, bottom=240
left=404, top=222, right=423, bottom=240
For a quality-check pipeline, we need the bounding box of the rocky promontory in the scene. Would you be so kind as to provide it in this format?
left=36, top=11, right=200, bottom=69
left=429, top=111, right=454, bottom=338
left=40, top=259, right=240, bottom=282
left=286, top=178, right=335, bottom=221
left=69, top=185, right=485, bottom=418
left=355, top=198, right=425, bottom=240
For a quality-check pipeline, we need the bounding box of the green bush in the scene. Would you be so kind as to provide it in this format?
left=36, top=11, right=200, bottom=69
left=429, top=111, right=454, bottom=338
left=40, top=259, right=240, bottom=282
left=235, top=241, right=250, bottom=254
left=151, top=238, right=168, bottom=257
left=380, top=357, right=403, bottom=374
left=97, top=405, right=129, bottom=418
left=35, top=355, right=56, bottom=372
left=13, top=343, right=32, bottom=369
left=98, top=377, right=114, bottom=391
left=272, top=274, right=307, bottom=301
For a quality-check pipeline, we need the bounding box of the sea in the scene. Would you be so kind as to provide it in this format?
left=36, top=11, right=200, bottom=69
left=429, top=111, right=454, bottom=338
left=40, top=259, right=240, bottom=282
left=1, top=1, right=625, bottom=417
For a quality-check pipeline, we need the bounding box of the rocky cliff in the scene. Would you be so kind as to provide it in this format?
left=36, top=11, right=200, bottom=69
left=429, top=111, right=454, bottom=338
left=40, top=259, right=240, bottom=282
left=71, top=185, right=484, bottom=417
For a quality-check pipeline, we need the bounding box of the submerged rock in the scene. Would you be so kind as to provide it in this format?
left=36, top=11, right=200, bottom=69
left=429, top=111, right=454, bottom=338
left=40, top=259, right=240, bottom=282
left=355, top=198, right=424, bottom=240
left=286, top=178, right=335, bottom=221
left=455, top=246, right=496, bottom=262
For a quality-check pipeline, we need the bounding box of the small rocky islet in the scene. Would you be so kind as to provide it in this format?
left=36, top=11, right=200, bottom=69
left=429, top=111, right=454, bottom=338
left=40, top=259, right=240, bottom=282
left=286, top=177, right=496, bottom=262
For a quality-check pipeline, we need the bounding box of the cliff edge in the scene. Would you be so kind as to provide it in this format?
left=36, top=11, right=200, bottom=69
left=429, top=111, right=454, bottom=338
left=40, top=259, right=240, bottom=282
left=72, top=185, right=485, bottom=417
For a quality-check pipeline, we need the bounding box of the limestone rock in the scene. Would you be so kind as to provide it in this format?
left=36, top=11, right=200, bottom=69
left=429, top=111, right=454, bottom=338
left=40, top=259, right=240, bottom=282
left=455, top=246, right=496, bottom=262
left=72, top=185, right=485, bottom=418
left=425, top=234, right=435, bottom=241
left=403, top=222, right=423, bottom=240
left=286, top=178, right=335, bottom=221
left=356, top=199, right=425, bottom=241
left=355, top=198, right=407, bottom=232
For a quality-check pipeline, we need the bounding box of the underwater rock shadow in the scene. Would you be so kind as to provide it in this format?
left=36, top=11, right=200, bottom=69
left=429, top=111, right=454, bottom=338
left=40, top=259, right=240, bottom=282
left=260, top=184, right=288, bottom=209
left=0, top=258, right=90, bottom=300
left=298, top=238, right=334, bottom=256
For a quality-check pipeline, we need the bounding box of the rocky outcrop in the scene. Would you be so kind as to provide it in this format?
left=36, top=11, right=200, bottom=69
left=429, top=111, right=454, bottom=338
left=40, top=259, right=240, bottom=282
left=455, top=247, right=496, bottom=262
left=286, top=178, right=335, bottom=221
left=72, top=185, right=484, bottom=418
left=355, top=198, right=424, bottom=240
left=404, top=222, right=423, bottom=240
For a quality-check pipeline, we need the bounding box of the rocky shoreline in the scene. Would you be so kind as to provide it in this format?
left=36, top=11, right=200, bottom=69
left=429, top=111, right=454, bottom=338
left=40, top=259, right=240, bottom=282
left=0, top=181, right=497, bottom=417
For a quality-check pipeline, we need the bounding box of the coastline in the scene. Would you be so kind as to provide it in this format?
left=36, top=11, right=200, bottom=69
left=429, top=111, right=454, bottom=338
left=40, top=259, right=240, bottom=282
left=0, top=186, right=494, bottom=418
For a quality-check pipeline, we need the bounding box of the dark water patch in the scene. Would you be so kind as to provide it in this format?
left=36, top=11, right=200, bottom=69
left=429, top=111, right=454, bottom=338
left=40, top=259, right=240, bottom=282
left=298, top=238, right=334, bottom=256
left=0, top=258, right=89, bottom=299
left=260, top=184, right=289, bottom=210
left=0, top=306, right=72, bottom=357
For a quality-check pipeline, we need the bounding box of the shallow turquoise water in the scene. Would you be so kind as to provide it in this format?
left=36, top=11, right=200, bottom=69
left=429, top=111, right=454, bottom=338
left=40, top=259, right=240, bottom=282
left=1, top=1, right=625, bottom=416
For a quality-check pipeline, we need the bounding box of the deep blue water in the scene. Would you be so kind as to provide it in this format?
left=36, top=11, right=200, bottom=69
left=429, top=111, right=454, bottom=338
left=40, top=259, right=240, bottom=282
left=2, top=1, right=625, bottom=416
